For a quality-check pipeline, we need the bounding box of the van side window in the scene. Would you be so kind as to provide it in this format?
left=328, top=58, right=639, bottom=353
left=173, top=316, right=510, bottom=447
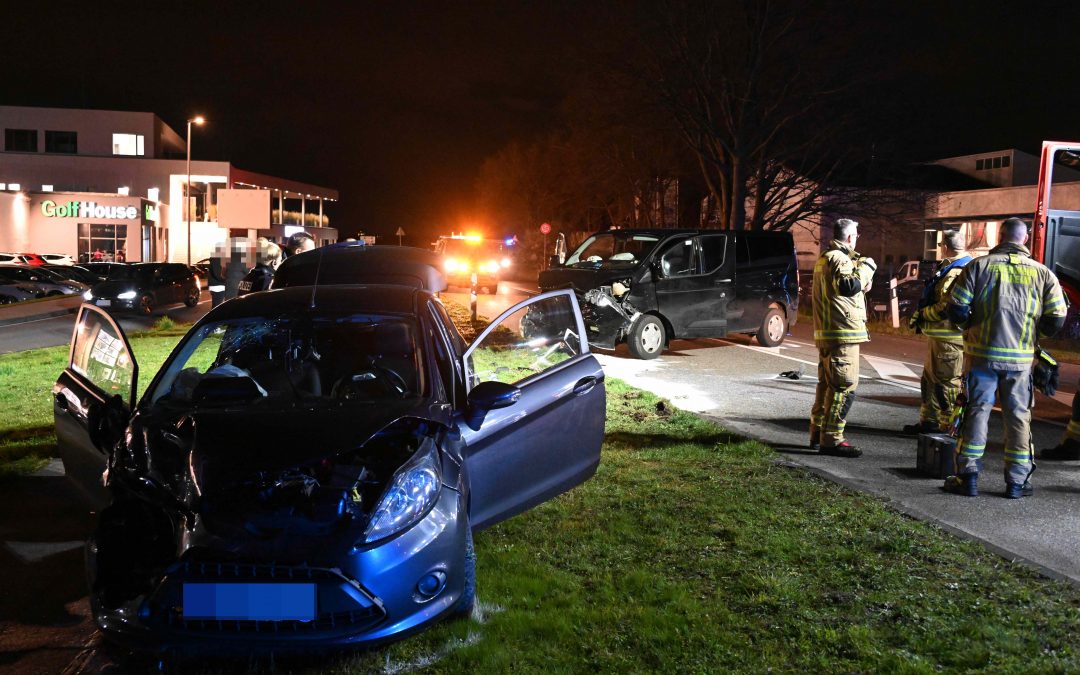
left=699, top=235, right=728, bottom=273
left=658, top=239, right=698, bottom=277
left=747, top=236, right=785, bottom=265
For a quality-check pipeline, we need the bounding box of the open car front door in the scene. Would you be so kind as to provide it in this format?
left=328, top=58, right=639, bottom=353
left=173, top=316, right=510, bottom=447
left=53, top=304, right=138, bottom=508
left=459, top=289, right=606, bottom=530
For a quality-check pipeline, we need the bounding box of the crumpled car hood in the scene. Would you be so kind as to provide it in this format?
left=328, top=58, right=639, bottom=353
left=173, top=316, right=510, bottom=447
left=538, top=266, right=637, bottom=292
left=185, top=399, right=444, bottom=496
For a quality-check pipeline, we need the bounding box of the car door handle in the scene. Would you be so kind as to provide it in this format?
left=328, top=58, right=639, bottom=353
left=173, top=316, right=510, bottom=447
left=573, top=376, right=598, bottom=396
left=714, top=279, right=732, bottom=285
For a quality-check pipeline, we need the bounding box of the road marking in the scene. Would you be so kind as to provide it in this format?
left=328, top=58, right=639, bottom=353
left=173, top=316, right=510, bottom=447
left=864, top=354, right=922, bottom=384
left=4, top=540, right=83, bottom=563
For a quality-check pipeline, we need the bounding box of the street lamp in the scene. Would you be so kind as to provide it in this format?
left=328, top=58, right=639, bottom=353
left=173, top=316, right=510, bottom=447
left=185, top=115, right=206, bottom=265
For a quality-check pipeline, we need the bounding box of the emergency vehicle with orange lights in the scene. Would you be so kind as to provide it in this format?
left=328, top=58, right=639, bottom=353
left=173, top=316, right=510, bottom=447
left=433, top=233, right=512, bottom=291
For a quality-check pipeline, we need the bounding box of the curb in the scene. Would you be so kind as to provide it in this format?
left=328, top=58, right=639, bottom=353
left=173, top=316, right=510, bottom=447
left=0, top=299, right=82, bottom=327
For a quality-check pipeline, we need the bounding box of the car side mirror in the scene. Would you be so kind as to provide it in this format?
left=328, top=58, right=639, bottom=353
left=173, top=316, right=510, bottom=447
left=649, top=260, right=663, bottom=279
left=464, top=380, right=522, bottom=431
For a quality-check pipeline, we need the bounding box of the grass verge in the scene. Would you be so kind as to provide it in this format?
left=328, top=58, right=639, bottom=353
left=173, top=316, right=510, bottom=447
left=3, top=306, right=1080, bottom=671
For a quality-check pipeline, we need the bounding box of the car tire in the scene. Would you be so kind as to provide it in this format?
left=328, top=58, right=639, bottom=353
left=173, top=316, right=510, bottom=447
left=627, top=314, right=665, bottom=360
left=757, top=307, right=787, bottom=347
left=455, top=525, right=476, bottom=618
left=184, top=286, right=200, bottom=307
left=138, top=294, right=154, bottom=316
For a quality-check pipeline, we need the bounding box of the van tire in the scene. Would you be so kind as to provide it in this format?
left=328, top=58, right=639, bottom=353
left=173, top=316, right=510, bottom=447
left=628, top=315, right=665, bottom=359
left=757, top=307, right=787, bottom=347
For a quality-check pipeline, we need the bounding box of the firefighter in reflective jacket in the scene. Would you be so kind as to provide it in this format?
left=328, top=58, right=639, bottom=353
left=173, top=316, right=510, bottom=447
left=810, top=218, right=877, bottom=457
left=945, top=217, right=1067, bottom=498
left=903, top=231, right=972, bottom=434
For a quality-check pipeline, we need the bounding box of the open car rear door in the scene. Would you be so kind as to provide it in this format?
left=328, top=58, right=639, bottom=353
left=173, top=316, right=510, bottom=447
left=459, top=289, right=605, bottom=530
left=53, top=304, right=138, bottom=508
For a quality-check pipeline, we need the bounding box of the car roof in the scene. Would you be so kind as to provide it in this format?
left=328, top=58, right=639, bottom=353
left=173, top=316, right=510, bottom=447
left=273, top=244, right=447, bottom=292
left=591, top=228, right=792, bottom=239
left=205, top=284, right=431, bottom=321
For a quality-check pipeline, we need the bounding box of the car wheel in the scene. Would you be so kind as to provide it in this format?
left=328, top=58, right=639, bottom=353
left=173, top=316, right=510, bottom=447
left=138, top=294, right=154, bottom=315
left=455, top=524, right=476, bottom=618
left=184, top=286, right=199, bottom=307
left=0, top=295, right=15, bottom=305
left=757, top=307, right=787, bottom=347
left=627, top=314, right=665, bottom=360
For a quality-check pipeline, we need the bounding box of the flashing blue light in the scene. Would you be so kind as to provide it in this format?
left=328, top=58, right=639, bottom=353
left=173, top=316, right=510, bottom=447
left=504, top=237, right=516, bottom=246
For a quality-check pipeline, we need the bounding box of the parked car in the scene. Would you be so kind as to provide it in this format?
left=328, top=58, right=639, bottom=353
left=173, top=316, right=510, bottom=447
left=269, top=243, right=447, bottom=292
left=0, top=252, right=48, bottom=265
left=16, top=253, right=47, bottom=266
left=52, top=272, right=604, bottom=653
left=0, top=282, right=46, bottom=304
left=85, top=262, right=200, bottom=314
left=538, top=228, right=799, bottom=358
left=41, top=264, right=103, bottom=286
left=40, top=253, right=76, bottom=266
left=0, top=264, right=88, bottom=296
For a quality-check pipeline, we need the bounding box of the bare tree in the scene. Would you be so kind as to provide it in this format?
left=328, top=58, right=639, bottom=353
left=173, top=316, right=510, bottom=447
left=625, top=0, right=873, bottom=231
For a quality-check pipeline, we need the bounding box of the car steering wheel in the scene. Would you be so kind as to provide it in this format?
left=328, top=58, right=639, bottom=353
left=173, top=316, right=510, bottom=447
left=331, top=364, right=409, bottom=400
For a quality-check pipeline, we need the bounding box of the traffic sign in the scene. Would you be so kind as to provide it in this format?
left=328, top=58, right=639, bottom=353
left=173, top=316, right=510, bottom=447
left=540, top=222, right=551, bottom=235
left=395, top=227, right=406, bottom=237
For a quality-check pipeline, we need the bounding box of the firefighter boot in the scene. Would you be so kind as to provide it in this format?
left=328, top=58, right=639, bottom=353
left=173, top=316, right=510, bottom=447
left=819, top=442, right=861, bottom=458
left=943, top=473, right=978, bottom=497
left=1039, top=438, right=1080, bottom=461
left=809, top=426, right=821, bottom=451
left=1005, top=482, right=1034, bottom=499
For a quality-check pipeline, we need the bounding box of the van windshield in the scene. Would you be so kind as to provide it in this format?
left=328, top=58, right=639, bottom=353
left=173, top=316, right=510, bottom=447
left=565, top=233, right=660, bottom=269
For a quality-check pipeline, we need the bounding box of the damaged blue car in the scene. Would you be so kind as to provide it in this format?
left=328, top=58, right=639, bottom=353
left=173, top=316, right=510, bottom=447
left=52, top=265, right=604, bottom=654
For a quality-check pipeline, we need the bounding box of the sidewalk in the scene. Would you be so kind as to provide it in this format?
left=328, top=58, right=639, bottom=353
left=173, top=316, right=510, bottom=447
left=0, top=296, right=82, bottom=327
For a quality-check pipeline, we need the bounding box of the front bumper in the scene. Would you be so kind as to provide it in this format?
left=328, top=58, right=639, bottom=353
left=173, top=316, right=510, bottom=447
left=94, top=487, right=469, bottom=654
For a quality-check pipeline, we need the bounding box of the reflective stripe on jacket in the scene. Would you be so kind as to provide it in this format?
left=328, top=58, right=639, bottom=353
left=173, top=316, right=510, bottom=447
left=812, top=240, right=873, bottom=345
left=949, top=243, right=1067, bottom=363
left=920, top=255, right=970, bottom=343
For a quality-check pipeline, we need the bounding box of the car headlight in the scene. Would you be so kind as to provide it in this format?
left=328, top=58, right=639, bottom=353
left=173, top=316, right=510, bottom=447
left=83, top=290, right=93, bottom=301
left=444, top=258, right=460, bottom=273
left=363, top=443, right=441, bottom=543
left=501, top=257, right=511, bottom=268
left=117, top=290, right=137, bottom=300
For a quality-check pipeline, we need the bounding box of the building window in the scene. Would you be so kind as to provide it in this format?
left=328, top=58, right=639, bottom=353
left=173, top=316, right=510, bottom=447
left=993, top=156, right=1002, bottom=169
left=78, top=223, right=129, bottom=264
left=5, top=129, right=37, bottom=152
left=976, top=159, right=984, bottom=170
left=45, top=130, right=77, bottom=154
left=1002, top=155, right=1010, bottom=168
left=112, top=133, right=145, bottom=156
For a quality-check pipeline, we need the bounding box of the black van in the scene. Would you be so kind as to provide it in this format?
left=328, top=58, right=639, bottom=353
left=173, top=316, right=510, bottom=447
left=537, top=229, right=799, bottom=359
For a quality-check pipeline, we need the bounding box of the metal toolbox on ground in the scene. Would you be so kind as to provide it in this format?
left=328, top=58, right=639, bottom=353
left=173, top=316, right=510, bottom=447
left=917, top=433, right=957, bottom=478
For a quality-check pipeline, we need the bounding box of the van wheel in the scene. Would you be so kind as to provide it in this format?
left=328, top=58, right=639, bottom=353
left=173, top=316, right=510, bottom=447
left=184, top=286, right=200, bottom=307
left=757, top=307, right=787, bottom=347
left=628, top=315, right=665, bottom=359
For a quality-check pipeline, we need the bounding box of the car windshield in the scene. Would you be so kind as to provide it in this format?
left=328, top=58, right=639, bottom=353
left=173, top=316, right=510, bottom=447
left=565, top=233, right=660, bottom=268
left=149, top=313, right=425, bottom=407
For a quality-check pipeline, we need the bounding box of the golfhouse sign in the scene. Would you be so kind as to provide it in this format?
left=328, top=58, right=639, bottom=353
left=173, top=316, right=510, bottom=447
left=40, top=199, right=148, bottom=221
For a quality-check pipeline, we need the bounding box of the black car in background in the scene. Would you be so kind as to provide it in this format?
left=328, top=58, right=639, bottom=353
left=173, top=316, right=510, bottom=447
left=82, top=262, right=129, bottom=280
left=0, top=264, right=89, bottom=296
left=86, top=263, right=200, bottom=315
left=539, top=229, right=799, bottom=358
left=41, top=264, right=103, bottom=286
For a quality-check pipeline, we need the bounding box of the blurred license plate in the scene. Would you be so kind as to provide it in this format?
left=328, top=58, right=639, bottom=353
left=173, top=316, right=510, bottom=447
left=96, top=299, right=111, bottom=307
left=872, top=304, right=886, bottom=312
left=182, top=583, right=316, bottom=621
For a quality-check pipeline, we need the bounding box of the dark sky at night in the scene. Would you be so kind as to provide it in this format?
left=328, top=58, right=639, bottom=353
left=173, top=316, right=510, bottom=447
left=6, top=1, right=1080, bottom=241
